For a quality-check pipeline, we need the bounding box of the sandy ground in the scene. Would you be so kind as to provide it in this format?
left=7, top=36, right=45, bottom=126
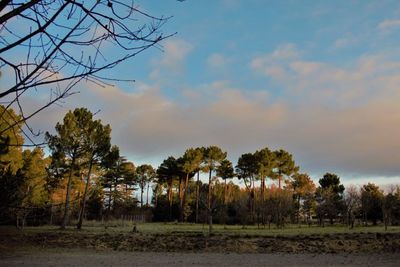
left=1, top=250, right=400, bottom=267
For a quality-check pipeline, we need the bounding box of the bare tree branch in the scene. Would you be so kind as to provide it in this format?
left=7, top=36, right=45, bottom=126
left=0, top=0, right=178, bottom=146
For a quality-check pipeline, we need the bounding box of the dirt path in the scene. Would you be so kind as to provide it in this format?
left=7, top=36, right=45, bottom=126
left=1, top=250, right=400, bottom=267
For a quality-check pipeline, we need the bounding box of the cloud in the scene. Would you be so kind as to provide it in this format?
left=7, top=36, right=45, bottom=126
left=221, top=0, right=240, bottom=8
left=332, top=33, right=358, bottom=49
left=22, top=44, right=400, bottom=182
left=207, top=53, right=230, bottom=69
left=378, top=19, right=400, bottom=32
left=249, top=45, right=400, bottom=177
left=150, top=38, right=193, bottom=80
left=250, top=43, right=299, bottom=79
left=251, top=46, right=400, bottom=106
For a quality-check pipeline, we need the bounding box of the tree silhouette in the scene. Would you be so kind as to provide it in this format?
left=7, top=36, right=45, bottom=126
left=203, top=146, right=227, bottom=233
left=236, top=152, right=257, bottom=222
left=316, top=173, right=345, bottom=225
left=156, top=156, right=180, bottom=220
left=136, top=164, right=156, bottom=208
left=179, top=148, right=202, bottom=222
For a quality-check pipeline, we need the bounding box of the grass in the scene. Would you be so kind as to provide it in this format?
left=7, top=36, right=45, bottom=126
left=10, top=221, right=400, bottom=237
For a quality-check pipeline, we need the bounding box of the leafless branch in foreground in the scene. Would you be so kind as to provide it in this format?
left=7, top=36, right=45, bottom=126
left=0, top=0, right=176, bottom=145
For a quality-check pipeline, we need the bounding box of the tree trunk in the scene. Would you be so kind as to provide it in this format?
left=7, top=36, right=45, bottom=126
left=297, top=195, right=301, bottom=225
left=195, top=171, right=200, bottom=224
left=155, top=187, right=158, bottom=207
left=77, top=157, right=94, bottom=230
left=178, top=176, right=184, bottom=222
left=61, top=155, right=76, bottom=230
left=168, top=181, right=173, bottom=221
left=140, top=186, right=144, bottom=208
left=146, top=183, right=150, bottom=206
left=207, top=169, right=213, bottom=234
left=261, top=177, right=265, bottom=226
left=224, top=179, right=227, bottom=205
left=181, top=173, right=190, bottom=222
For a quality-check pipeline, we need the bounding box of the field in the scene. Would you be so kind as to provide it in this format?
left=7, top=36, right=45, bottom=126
left=6, top=221, right=400, bottom=236
left=1, top=223, right=400, bottom=266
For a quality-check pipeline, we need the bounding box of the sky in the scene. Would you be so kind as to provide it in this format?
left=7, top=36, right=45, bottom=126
left=4, top=0, right=400, bottom=186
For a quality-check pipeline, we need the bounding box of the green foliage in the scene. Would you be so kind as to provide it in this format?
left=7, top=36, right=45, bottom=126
left=102, top=147, right=137, bottom=211
left=289, top=173, right=316, bottom=223
left=180, top=147, right=203, bottom=175
left=21, top=148, right=49, bottom=207
left=157, top=156, right=180, bottom=185
left=136, top=164, right=156, bottom=207
left=46, top=107, right=113, bottom=229
left=235, top=153, right=257, bottom=189
left=203, top=146, right=227, bottom=172
left=361, top=183, right=384, bottom=225
left=316, top=173, right=346, bottom=224
left=216, top=159, right=235, bottom=181
left=0, top=105, right=24, bottom=174
left=271, top=149, right=298, bottom=187
left=254, top=147, right=274, bottom=181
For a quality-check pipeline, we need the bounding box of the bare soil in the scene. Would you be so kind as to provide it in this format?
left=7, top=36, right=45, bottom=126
left=1, top=229, right=399, bottom=266
left=1, top=249, right=400, bottom=267
left=1, top=230, right=400, bottom=254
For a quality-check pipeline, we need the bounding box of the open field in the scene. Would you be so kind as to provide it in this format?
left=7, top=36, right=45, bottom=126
left=8, top=221, right=400, bottom=236
left=1, top=223, right=400, bottom=254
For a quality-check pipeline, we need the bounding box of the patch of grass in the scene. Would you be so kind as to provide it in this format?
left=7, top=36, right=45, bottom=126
left=6, top=221, right=400, bottom=237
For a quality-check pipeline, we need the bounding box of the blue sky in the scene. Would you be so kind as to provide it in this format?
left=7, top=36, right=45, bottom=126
left=4, top=0, right=400, bottom=186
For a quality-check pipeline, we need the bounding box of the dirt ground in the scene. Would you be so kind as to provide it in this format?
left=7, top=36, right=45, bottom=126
left=1, top=230, right=400, bottom=254
left=1, top=249, right=400, bottom=267
left=1, top=228, right=399, bottom=266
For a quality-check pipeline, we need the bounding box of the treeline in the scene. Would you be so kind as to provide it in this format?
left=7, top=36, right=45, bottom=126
left=1, top=106, right=400, bottom=231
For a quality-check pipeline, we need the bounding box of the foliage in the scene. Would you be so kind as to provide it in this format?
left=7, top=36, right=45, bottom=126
left=361, top=183, right=384, bottom=225
left=316, top=173, right=345, bottom=225
left=0, top=105, right=24, bottom=173
left=2, top=106, right=400, bottom=230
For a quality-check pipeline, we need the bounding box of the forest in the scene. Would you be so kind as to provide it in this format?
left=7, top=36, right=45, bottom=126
left=1, top=105, right=400, bottom=232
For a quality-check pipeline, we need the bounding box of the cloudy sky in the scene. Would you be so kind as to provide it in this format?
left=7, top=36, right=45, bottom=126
left=9, top=0, right=400, bottom=186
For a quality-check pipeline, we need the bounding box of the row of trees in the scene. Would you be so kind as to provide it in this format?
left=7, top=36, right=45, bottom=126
left=1, top=106, right=400, bottom=231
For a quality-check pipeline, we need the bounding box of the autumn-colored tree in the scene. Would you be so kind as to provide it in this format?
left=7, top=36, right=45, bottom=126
left=289, top=173, right=316, bottom=224
left=18, top=148, right=50, bottom=227
left=46, top=108, right=92, bottom=229
left=0, top=105, right=24, bottom=173
left=77, top=113, right=111, bottom=229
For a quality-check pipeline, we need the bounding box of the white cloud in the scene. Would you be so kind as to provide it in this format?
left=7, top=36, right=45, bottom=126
left=332, top=33, right=358, bottom=49
left=251, top=45, right=400, bottom=106
left=378, top=19, right=400, bottom=32
left=150, top=38, right=193, bottom=80
left=250, top=43, right=299, bottom=79
left=22, top=44, right=400, bottom=181
left=207, top=53, right=230, bottom=69
left=221, top=0, right=240, bottom=8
